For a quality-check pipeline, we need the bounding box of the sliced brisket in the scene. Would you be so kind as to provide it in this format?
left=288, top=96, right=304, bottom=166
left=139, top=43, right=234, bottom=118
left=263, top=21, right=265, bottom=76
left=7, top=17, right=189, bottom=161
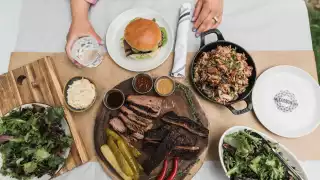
left=119, top=113, right=144, bottom=133
left=120, top=134, right=137, bottom=144
left=127, top=95, right=163, bottom=113
left=109, top=117, right=127, bottom=133
left=171, top=145, right=201, bottom=160
left=144, top=125, right=171, bottom=142
left=174, top=146, right=200, bottom=151
left=120, top=106, right=153, bottom=126
left=132, top=132, right=144, bottom=140
left=144, top=139, right=161, bottom=144
left=142, top=130, right=182, bottom=175
left=129, top=104, right=160, bottom=118
left=162, top=111, right=209, bottom=137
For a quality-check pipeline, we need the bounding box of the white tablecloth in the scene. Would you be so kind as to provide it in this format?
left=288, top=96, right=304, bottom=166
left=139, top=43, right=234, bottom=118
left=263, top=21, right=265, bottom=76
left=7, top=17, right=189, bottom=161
left=0, top=0, right=318, bottom=179
left=15, top=0, right=312, bottom=53
left=0, top=0, right=22, bottom=74
left=53, top=160, right=320, bottom=180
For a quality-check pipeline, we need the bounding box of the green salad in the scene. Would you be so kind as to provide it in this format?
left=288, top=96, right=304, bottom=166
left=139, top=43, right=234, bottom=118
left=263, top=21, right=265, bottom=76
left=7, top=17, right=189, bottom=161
left=0, top=105, right=72, bottom=179
left=222, top=129, right=295, bottom=180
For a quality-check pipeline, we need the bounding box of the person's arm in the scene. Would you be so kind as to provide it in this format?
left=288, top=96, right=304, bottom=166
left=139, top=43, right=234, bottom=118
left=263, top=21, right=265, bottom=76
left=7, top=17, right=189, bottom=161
left=66, top=0, right=101, bottom=66
left=70, top=0, right=90, bottom=23
left=192, top=0, right=223, bottom=37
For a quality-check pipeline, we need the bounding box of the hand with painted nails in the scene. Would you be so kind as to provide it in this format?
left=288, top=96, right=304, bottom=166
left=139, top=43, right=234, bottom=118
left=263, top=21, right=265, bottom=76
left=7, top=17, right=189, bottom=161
left=192, top=0, right=223, bottom=37
left=66, top=0, right=102, bottom=66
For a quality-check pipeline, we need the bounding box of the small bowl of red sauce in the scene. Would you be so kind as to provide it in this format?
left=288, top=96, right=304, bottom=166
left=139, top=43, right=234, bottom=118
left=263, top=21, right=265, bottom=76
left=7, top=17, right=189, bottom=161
left=132, top=73, right=153, bottom=94
left=103, top=89, right=125, bottom=110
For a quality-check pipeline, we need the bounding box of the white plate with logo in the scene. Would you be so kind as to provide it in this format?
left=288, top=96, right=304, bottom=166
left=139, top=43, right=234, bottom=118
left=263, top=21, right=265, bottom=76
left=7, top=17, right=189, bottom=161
left=252, top=65, right=320, bottom=138
left=105, top=8, right=174, bottom=72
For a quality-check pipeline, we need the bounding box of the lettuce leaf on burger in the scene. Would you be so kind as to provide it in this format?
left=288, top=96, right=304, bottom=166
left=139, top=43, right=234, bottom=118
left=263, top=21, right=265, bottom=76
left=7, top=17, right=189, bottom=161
left=122, top=18, right=168, bottom=60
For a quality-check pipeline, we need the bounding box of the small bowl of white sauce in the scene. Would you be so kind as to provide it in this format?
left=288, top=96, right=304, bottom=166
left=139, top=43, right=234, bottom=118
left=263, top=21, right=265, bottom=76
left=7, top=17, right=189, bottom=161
left=64, top=76, right=97, bottom=112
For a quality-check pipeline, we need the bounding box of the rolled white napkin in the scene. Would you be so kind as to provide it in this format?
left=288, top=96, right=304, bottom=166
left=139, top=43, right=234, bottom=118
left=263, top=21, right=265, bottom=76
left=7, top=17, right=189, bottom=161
left=170, top=3, right=192, bottom=78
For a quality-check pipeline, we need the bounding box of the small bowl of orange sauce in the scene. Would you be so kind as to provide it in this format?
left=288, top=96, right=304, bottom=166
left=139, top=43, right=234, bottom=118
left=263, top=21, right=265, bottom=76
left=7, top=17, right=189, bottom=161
left=154, top=76, right=175, bottom=96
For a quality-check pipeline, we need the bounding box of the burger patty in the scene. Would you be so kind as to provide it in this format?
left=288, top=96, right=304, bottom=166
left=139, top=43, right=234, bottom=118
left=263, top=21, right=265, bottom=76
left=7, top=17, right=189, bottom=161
left=123, top=40, right=152, bottom=56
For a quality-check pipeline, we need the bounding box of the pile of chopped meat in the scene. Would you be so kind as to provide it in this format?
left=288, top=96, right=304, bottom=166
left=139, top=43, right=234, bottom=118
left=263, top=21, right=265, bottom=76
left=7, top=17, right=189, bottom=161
left=109, top=95, right=163, bottom=142
left=193, top=46, right=253, bottom=104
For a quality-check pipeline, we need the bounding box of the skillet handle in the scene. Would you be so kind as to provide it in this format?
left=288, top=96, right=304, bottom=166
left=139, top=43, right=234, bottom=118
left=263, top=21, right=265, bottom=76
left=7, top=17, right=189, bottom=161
left=200, top=29, right=225, bottom=48
left=225, top=94, right=253, bottom=115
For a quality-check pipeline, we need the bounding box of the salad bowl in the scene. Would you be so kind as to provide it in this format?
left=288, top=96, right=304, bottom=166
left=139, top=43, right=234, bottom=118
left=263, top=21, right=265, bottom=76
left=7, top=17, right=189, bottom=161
left=218, top=126, right=308, bottom=179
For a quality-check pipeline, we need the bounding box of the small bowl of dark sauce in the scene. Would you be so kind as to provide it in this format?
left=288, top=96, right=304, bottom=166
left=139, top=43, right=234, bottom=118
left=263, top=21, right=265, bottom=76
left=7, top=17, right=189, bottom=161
left=103, top=89, right=125, bottom=110
left=132, top=73, right=153, bottom=94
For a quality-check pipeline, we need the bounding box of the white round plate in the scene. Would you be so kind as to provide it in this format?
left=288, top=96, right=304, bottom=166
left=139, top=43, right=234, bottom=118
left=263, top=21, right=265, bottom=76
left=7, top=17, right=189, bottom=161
left=0, top=103, right=71, bottom=180
left=252, top=65, right=320, bottom=138
left=105, top=8, right=174, bottom=72
left=219, top=126, right=308, bottom=179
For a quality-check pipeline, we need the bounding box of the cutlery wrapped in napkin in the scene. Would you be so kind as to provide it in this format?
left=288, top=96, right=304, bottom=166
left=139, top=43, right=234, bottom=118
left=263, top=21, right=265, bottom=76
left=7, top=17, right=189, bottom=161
left=171, top=3, right=192, bottom=78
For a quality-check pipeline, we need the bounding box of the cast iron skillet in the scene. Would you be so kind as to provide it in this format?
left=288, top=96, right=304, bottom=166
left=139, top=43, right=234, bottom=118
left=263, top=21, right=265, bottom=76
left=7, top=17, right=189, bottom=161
left=190, top=29, right=257, bottom=115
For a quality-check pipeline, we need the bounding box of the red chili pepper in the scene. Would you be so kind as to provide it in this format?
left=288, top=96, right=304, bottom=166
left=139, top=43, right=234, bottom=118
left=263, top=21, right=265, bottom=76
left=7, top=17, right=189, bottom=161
left=157, top=159, right=168, bottom=180
left=166, top=157, right=179, bottom=180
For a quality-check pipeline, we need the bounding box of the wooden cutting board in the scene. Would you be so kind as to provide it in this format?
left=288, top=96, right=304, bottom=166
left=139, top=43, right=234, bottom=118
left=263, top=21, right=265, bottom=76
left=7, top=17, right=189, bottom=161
left=94, top=78, right=209, bottom=180
left=0, top=56, right=88, bottom=176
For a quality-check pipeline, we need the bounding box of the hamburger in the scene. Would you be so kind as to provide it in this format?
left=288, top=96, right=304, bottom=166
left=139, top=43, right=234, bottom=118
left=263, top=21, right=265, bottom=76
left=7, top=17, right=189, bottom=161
left=122, top=18, right=168, bottom=60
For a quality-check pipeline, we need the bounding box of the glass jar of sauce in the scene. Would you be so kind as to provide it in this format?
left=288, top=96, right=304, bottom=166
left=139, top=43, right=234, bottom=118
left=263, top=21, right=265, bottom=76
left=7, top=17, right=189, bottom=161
left=132, top=73, right=153, bottom=94
left=103, top=89, right=125, bottom=110
left=155, top=76, right=175, bottom=96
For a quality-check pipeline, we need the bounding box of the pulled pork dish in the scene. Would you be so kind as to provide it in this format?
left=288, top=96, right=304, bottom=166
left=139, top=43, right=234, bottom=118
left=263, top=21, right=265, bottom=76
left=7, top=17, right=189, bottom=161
left=193, top=46, right=253, bottom=104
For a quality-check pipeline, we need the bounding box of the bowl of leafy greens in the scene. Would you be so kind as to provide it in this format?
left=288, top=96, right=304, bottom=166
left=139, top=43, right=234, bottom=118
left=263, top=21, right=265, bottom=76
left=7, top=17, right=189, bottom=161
left=219, top=126, right=308, bottom=180
left=0, top=103, right=72, bottom=180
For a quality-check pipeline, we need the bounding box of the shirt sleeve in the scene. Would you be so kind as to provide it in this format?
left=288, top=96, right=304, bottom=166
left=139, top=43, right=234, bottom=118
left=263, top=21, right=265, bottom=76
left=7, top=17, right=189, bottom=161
left=84, top=0, right=97, bottom=5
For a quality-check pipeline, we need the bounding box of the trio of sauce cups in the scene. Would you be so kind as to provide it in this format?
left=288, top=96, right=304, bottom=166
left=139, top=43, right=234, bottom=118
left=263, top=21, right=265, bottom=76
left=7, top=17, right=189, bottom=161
left=103, top=73, right=175, bottom=110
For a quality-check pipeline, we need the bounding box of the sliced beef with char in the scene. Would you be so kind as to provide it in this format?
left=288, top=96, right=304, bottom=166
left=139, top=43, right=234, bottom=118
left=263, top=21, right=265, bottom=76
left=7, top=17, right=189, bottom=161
left=119, top=113, right=145, bottom=133
left=127, top=135, right=138, bottom=142
left=144, top=139, right=161, bottom=145
left=120, top=106, right=153, bottom=126
left=142, top=127, right=201, bottom=174
left=162, top=111, right=209, bottom=137
left=144, top=125, right=197, bottom=149
left=132, top=132, right=144, bottom=140
left=171, top=146, right=201, bottom=160
left=127, top=95, right=163, bottom=114
left=109, top=117, right=127, bottom=133
left=144, top=125, right=171, bottom=142
left=145, top=132, right=197, bottom=147
left=142, top=130, right=182, bottom=175
left=176, top=133, right=197, bottom=147
left=120, top=134, right=137, bottom=144
left=129, top=104, right=160, bottom=119
left=143, top=142, right=200, bottom=160
left=174, top=146, right=200, bottom=151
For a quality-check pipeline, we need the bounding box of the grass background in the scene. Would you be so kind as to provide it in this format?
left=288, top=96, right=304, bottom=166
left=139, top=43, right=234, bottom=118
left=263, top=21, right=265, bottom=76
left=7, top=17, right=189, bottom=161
left=307, top=1, right=320, bottom=82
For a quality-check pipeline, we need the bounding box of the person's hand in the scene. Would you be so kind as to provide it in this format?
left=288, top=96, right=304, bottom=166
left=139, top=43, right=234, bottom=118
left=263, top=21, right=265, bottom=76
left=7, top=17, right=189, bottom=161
left=192, top=0, right=223, bottom=37
left=65, top=20, right=102, bottom=67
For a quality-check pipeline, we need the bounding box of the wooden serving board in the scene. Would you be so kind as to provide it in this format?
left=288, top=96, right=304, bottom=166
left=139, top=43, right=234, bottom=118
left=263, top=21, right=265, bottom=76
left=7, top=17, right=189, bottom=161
left=94, top=77, right=209, bottom=180
left=0, top=56, right=88, bottom=176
